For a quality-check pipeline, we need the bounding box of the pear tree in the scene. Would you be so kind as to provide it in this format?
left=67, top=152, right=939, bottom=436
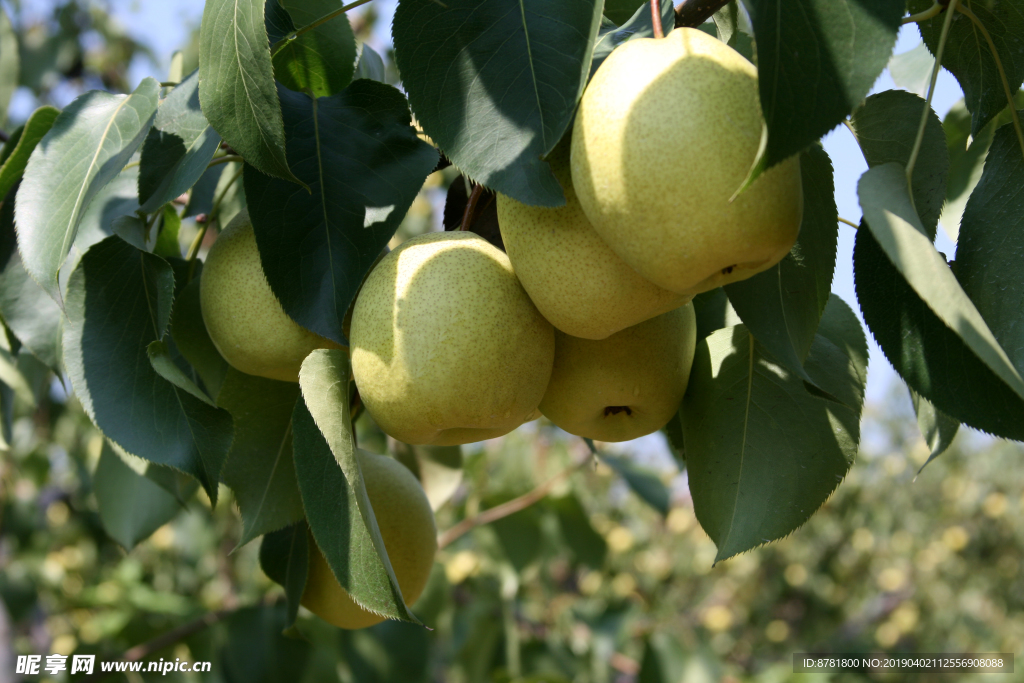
left=1, top=0, right=1022, bottom=647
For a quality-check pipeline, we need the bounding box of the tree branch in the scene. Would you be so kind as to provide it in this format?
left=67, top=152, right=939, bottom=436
left=437, top=452, right=592, bottom=549
left=674, top=0, right=731, bottom=29
left=459, top=184, right=486, bottom=232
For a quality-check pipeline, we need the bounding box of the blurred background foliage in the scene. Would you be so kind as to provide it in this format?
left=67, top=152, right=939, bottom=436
left=1, top=2, right=1023, bottom=683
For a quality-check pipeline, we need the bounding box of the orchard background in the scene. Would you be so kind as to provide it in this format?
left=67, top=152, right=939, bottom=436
left=0, top=0, right=1023, bottom=681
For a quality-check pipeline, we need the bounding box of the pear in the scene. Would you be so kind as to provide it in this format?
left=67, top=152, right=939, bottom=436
left=302, top=449, right=437, bottom=629
left=571, top=28, right=803, bottom=295
left=200, top=210, right=342, bottom=382
left=497, top=144, right=691, bottom=340
left=539, top=303, right=696, bottom=442
left=350, top=231, right=554, bottom=446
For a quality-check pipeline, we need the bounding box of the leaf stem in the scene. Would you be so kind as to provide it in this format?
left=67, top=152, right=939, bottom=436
left=270, top=0, right=374, bottom=58
left=437, top=451, right=592, bottom=549
left=207, top=154, right=243, bottom=169
left=651, top=0, right=664, bottom=39
left=838, top=217, right=859, bottom=229
left=902, top=2, right=944, bottom=25
left=954, top=2, right=1024, bottom=162
left=905, top=0, right=959, bottom=216
left=460, top=183, right=485, bottom=232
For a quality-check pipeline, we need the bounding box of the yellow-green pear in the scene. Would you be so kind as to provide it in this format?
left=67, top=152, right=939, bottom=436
left=497, top=145, right=692, bottom=340
left=302, top=449, right=437, bottom=629
left=539, top=303, right=696, bottom=442
left=350, top=231, right=554, bottom=446
left=200, top=210, right=342, bottom=382
left=571, top=28, right=803, bottom=295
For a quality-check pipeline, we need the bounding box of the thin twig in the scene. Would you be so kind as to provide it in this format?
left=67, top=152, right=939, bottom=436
left=906, top=0, right=959, bottom=215
left=838, top=217, right=860, bottom=229
left=270, top=0, right=374, bottom=57
left=651, top=0, right=664, bottom=39
left=674, top=0, right=731, bottom=29
left=79, top=609, right=233, bottom=682
left=955, top=2, right=1024, bottom=162
left=437, top=452, right=592, bottom=549
left=207, top=154, right=243, bottom=169
left=459, top=184, right=485, bottom=232
left=902, top=1, right=944, bottom=24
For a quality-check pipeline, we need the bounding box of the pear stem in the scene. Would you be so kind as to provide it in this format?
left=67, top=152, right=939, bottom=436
left=673, top=0, right=731, bottom=29
left=651, top=0, right=665, bottom=39
left=460, top=183, right=486, bottom=232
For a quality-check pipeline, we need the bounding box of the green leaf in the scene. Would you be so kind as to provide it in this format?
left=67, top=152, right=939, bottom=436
left=259, top=521, right=309, bottom=628
left=148, top=339, right=216, bottom=405
left=198, top=0, right=302, bottom=186
left=64, top=166, right=144, bottom=279
left=15, top=79, right=159, bottom=301
left=154, top=204, right=181, bottom=258
left=724, top=145, right=837, bottom=381
left=0, top=106, right=59, bottom=200
left=220, top=604, right=311, bottom=683
left=591, top=0, right=675, bottom=78
left=293, top=348, right=419, bottom=624
left=857, top=162, right=1024, bottom=404
left=139, top=69, right=222, bottom=213
left=850, top=90, right=949, bottom=236
left=488, top=496, right=543, bottom=571
left=909, top=388, right=959, bottom=472
left=169, top=275, right=229, bottom=400
left=266, top=0, right=357, bottom=98
left=604, top=0, right=648, bottom=25
left=63, top=235, right=233, bottom=501
left=888, top=41, right=935, bottom=98
left=549, top=493, right=607, bottom=569
left=681, top=295, right=864, bottom=562
left=586, top=440, right=670, bottom=517
left=0, top=190, right=62, bottom=369
left=184, top=163, right=225, bottom=218
left=638, top=632, right=686, bottom=683
left=244, top=82, right=437, bottom=343
left=0, top=9, right=18, bottom=125
left=909, top=0, right=1024, bottom=135
left=956, top=117, right=1024, bottom=377
left=353, top=43, right=386, bottom=83
left=219, top=368, right=304, bottom=546
left=394, top=442, right=463, bottom=511
left=742, top=0, right=902, bottom=169
left=691, top=287, right=740, bottom=342
left=212, top=160, right=247, bottom=228
left=94, top=441, right=186, bottom=550
left=392, top=0, right=604, bottom=206
left=853, top=225, right=1024, bottom=441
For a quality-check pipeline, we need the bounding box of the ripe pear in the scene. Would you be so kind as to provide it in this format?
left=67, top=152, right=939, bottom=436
left=497, top=144, right=692, bottom=340
left=350, top=231, right=554, bottom=446
left=302, top=449, right=437, bottom=629
left=200, top=210, right=342, bottom=382
left=539, top=303, right=696, bottom=442
left=571, top=28, right=803, bottom=295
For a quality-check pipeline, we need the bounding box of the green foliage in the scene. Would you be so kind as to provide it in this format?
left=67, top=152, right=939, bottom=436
left=266, top=0, right=357, bottom=98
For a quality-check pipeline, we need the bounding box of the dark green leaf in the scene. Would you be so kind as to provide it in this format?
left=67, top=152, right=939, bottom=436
left=392, top=0, right=604, bottom=206
left=909, top=0, right=1024, bottom=135
left=857, top=163, right=1024, bottom=405
left=353, top=43, right=386, bottom=83
left=0, top=189, right=62, bottom=369
left=139, top=69, right=222, bottom=213
left=169, top=274, right=229, bottom=399
left=199, top=0, right=302, bottom=186
left=0, top=106, right=59, bottom=200
left=219, top=368, right=304, bottom=546
left=549, top=494, right=607, bottom=568
left=184, top=163, right=225, bottom=218
left=909, top=388, right=959, bottom=472
left=342, top=620, right=433, bottom=683
left=259, top=521, right=309, bottom=628
left=956, top=116, right=1024, bottom=379
left=681, top=295, right=864, bottom=562
left=690, top=287, right=739, bottom=342
left=489, top=497, right=543, bottom=571
left=850, top=89, right=949, bottom=236
left=154, top=204, right=181, bottom=258
left=266, top=0, right=357, bottom=98
left=148, top=339, right=216, bottom=404
left=244, top=82, right=437, bottom=343
left=854, top=226, right=1024, bottom=441
left=15, top=80, right=158, bottom=300
left=742, top=0, right=902, bottom=169
left=65, top=167, right=143, bottom=278
left=63, top=235, right=233, bottom=501
left=604, top=0, right=648, bottom=25
left=586, top=440, right=670, bottom=517
left=638, top=632, right=686, bottom=683
left=724, top=145, right=838, bottom=380
left=293, top=349, right=418, bottom=623
left=94, top=442, right=186, bottom=550
left=221, top=603, right=311, bottom=683
left=591, top=0, right=675, bottom=77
